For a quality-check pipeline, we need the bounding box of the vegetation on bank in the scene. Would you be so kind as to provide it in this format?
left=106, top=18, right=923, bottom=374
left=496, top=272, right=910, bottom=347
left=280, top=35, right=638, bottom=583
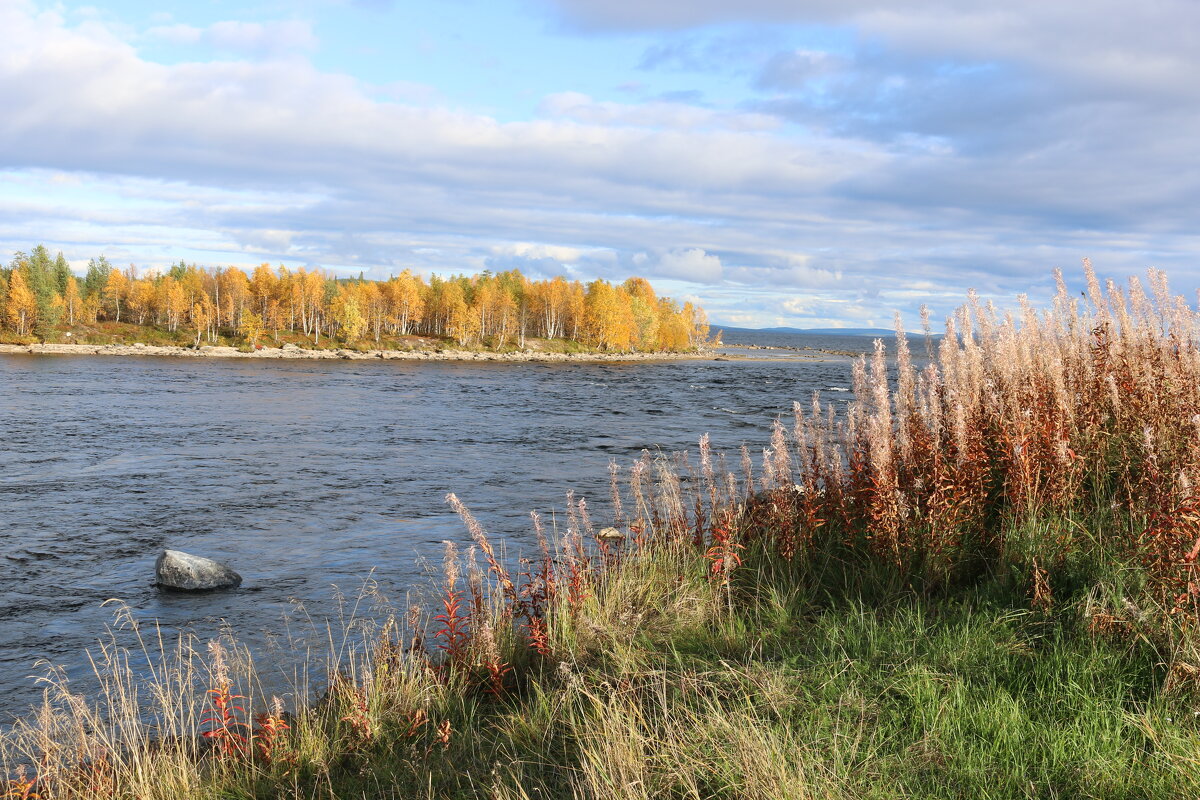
left=0, top=245, right=710, bottom=352
left=7, top=261, right=1200, bottom=798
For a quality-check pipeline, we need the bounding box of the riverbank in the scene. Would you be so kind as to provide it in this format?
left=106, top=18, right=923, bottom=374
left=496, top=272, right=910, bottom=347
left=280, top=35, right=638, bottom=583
left=4, top=483, right=1197, bottom=800
left=0, top=341, right=715, bottom=363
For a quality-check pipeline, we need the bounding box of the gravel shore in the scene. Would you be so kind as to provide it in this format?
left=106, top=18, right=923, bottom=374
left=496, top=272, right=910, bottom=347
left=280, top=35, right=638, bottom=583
left=0, top=341, right=716, bottom=362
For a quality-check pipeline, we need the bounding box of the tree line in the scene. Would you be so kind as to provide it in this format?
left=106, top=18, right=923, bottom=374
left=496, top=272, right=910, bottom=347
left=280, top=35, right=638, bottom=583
left=0, top=245, right=710, bottom=351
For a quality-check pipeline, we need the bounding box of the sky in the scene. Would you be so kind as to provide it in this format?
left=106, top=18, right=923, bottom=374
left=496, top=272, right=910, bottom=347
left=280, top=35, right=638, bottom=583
left=1, top=0, right=1198, bottom=329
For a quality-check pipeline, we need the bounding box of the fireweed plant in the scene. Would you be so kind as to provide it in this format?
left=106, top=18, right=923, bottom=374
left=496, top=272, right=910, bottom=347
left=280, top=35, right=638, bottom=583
left=6, top=263, right=1200, bottom=798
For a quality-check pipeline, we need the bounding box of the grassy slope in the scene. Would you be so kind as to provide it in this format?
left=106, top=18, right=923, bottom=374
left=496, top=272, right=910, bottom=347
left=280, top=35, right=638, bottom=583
left=7, top=490, right=1200, bottom=799
left=214, top=530, right=1199, bottom=800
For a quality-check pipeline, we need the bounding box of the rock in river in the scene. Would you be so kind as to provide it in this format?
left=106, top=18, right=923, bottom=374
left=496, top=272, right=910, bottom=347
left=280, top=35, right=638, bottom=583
left=155, top=549, right=242, bottom=591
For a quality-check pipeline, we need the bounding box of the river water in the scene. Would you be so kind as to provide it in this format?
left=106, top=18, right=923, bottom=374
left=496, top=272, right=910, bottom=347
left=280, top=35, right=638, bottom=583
left=0, top=333, right=896, bottom=719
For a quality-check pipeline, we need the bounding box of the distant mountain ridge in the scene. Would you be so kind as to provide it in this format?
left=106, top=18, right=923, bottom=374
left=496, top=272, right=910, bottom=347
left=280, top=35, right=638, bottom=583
left=716, top=325, right=920, bottom=337
left=761, top=326, right=900, bottom=336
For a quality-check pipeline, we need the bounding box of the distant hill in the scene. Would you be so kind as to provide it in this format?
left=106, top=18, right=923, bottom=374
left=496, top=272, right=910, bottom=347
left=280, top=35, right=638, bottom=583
left=715, top=325, right=927, bottom=337
left=762, top=326, right=899, bottom=336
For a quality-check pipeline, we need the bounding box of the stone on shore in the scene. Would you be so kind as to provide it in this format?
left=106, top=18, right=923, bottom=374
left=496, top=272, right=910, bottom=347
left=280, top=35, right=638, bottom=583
left=597, top=527, right=626, bottom=543
left=155, top=549, right=242, bottom=591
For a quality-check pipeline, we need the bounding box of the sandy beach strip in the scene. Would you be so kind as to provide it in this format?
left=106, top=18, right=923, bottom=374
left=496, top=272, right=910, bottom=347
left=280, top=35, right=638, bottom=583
left=0, top=341, right=721, bottom=363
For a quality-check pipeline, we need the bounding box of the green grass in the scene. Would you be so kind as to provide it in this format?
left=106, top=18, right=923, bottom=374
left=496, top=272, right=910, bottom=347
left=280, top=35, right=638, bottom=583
left=526, top=547, right=1199, bottom=800
left=7, top=514, right=1200, bottom=799
left=208, top=546, right=1200, bottom=798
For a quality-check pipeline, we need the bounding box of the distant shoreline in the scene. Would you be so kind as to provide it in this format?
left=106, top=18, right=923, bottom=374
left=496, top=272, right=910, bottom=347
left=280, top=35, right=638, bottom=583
left=0, top=341, right=719, bottom=363
left=723, top=341, right=863, bottom=357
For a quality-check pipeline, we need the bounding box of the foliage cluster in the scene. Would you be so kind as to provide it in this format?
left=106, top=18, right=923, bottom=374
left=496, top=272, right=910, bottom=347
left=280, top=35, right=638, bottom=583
left=0, top=246, right=709, bottom=351
left=8, top=263, right=1200, bottom=797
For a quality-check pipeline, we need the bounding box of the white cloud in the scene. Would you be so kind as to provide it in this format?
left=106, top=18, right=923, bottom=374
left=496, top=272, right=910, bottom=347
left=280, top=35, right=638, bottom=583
left=492, top=242, right=585, bottom=263
left=0, top=5, right=871, bottom=223
left=146, top=19, right=317, bottom=57
left=539, top=91, right=779, bottom=132
left=208, top=20, right=317, bottom=55
left=643, top=248, right=723, bottom=281
left=0, top=1, right=1198, bottom=328
left=145, top=23, right=202, bottom=45
left=234, top=228, right=298, bottom=253
left=726, top=261, right=842, bottom=289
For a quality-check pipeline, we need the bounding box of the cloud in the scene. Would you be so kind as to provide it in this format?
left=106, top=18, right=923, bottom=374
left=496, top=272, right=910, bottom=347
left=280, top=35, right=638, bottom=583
left=637, top=29, right=782, bottom=74
left=542, top=0, right=808, bottom=31
left=634, top=248, right=723, bottom=281
left=725, top=258, right=842, bottom=289
left=543, top=0, right=1200, bottom=76
left=0, top=1, right=1199, bottom=328
left=538, top=91, right=777, bottom=131
left=145, top=23, right=202, bottom=45
left=754, top=49, right=844, bottom=92
left=146, top=19, right=317, bottom=57
left=493, top=242, right=584, bottom=263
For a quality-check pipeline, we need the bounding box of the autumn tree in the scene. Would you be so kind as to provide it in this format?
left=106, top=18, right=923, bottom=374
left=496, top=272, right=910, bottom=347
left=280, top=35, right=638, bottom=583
left=532, top=276, right=572, bottom=340
left=218, top=268, right=250, bottom=329
left=179, top=265, right=206, bottom=312
left=80, top=294, right=100, bottom=324
left=686, top=302, right=709, bottom=347
left=160, top=276, right=187, bottom=332
left=383, top=270, right=424, bottom=335
left=331, top=284, right=367, bottom=343
left=126, top=279, right=154, bottom=325
left=0, top=243, right=708, bottom=353
left=584, top=280, right=634, bottom=351
left=63, top=276, right=81, bottom=325
left=103, top=268, right=128, bottom=322
left=5, top=269, right=37, bottom=335
left=656, top=298, right=691, bottom=350
left=299, top=269, right=326, bottom=341
left=565, top=280, right=586, bottom=341
left=192, top=299, right=212, bottom=347
left=361, top=281, right=386, bottom=343
left=624, top=277, right=660, bottom=350
left=440, top=281, right=473, bottom=345
left=239, top=309, right=265, bottom=346
left=249, top=264, right=277, bottom=320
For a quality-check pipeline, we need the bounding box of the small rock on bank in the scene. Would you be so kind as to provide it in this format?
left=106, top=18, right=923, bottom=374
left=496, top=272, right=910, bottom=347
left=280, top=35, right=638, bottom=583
left=155, top=549, right=242, bottom=591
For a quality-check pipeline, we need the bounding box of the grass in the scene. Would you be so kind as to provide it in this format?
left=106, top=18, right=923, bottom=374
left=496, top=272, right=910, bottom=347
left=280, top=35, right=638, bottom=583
left=6, top=517, right=1199, bottom=799
left=7, top=262, right=1200, bottom=798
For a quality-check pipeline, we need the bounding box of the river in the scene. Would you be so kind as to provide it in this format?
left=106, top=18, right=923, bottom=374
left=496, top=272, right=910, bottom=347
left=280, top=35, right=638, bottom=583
left=0, top=332, right=900, bottom=719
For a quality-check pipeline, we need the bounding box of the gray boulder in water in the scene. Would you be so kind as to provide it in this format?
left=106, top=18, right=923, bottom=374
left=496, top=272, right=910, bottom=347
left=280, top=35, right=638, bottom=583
left=155, top=549, right=242, bottom=591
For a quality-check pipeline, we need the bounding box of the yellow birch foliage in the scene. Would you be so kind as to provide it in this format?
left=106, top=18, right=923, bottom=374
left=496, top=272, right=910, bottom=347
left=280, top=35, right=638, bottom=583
left=5, top=269, right=37, bottom=335
left=160, top=275, right=186, bottom=331
left=239, top=309, right=265, bottom=346
left=332, top=285, right=367, bottom=343
left=0, top=243, right=710, bottom=352
left=126, top=280, right=154, bottom=325
left=63, top=275, right=81, bottom=325
left=103, top=268, right=128, bottom=322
